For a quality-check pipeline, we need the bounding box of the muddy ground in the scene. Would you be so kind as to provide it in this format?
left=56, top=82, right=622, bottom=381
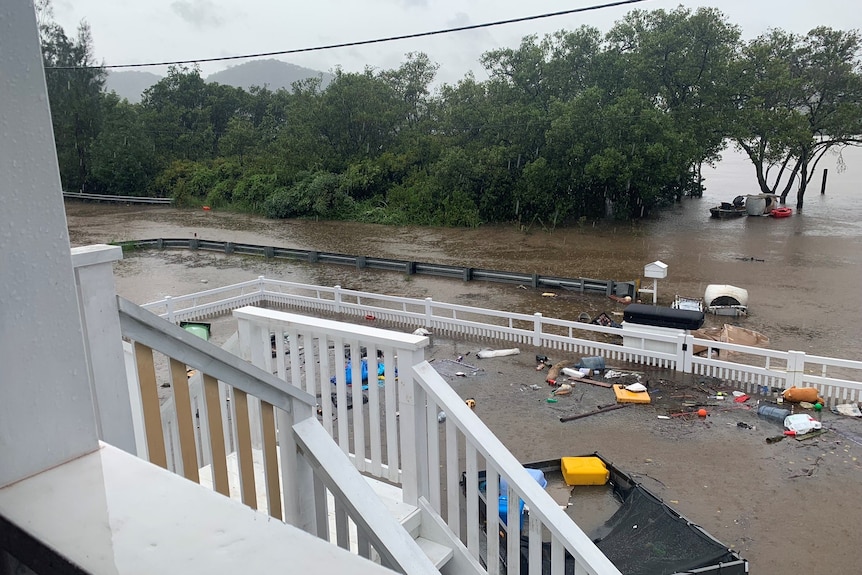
left=177, top=311, right=861, bottom=574
left=421, top=335, right=862, bottom=574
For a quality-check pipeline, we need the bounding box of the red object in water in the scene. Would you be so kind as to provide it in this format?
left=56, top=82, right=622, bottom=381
left=734, top=394, right=750, bottom=403
left=770, top=207, right=792, bottom=218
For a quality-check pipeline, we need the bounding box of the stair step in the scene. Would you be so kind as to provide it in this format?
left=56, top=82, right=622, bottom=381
left=415, top=536, right=454, bottom=569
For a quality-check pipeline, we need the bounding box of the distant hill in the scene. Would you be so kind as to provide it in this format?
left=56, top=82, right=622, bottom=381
left=206, top=59, right=333, bottom=92
left=103, top=60, right=332, bottom=104
left=104, top=70, right=163, bottom=103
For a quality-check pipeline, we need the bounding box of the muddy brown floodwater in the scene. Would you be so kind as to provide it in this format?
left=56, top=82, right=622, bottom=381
left=65, top=147, right=862, bottom=573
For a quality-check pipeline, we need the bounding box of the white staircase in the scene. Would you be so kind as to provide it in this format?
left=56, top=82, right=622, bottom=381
left=293, top=417, right=484, bottom=575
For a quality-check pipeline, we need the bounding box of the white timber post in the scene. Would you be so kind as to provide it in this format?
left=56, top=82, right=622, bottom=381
left=334, top=285, right=342, bottom=313
left=533, top=312, right=544, bottom=347
left=787, top=350, right=806, bottom=388
left=424, top=297, right=433, bottom=329
left=679, top=333, right=694, bottom=373
left=399, top=348, right=430, bottom=505
left=72, top=244, right=137, bottom=455
left=0, top=0, right=100, bottom=487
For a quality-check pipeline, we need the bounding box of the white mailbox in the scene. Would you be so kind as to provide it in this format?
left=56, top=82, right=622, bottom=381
left=639, top=261, right=667, bottom=304
left=644, top=261, right=668, bottom=279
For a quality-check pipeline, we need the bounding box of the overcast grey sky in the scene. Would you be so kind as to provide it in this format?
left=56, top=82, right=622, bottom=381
left=51, top=0, right=862, bottom=85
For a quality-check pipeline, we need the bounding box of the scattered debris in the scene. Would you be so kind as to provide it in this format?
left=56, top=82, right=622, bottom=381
left=412, top=328, right=432, bottom=336
left=833, top=404, right=862, bottom=417
left=560, top=404, right=629, bottom=422
left=476, top=347, right=520, bottom=359
left=465, top=398, right=476, bottom=409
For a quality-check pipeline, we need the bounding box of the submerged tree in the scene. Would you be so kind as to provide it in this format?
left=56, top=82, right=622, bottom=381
left=731, top=27, right=862, bottom=209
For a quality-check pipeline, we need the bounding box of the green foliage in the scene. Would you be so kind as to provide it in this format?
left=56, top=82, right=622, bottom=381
left=263, top=171, right=354, bottom=219
left=39, top=2, right=862, bottom=224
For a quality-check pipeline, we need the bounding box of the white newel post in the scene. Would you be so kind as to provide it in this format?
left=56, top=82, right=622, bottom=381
left=72, top=244, right=137, bottom=455
left=400, top=349, right=431, bottom=505
left=0, top=0, right=99, bottom=487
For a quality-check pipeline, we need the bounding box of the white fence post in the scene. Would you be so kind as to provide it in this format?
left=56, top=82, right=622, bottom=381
left=679, top=333, right=693, bottom=373
left=72, top=244, right=137, bottom=455
left=334, top=285, right=342, bottom=313
left=787, top=350, right=806, bottom=388
left=165, top=296, right=175, bottom=323
left=424, top=297, right=434, bottom=329
left=533, top=312, right=543, bottom=347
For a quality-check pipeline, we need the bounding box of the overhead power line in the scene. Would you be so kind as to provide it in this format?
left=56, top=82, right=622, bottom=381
left=46, top=0, right=651, bottom=70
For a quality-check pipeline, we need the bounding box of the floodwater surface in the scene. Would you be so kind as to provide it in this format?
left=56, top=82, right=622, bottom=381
left=66, top=147, right=862, bottom=360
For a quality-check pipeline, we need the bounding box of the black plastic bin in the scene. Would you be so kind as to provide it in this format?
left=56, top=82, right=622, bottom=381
left=623, top=304, right=704, bottom=330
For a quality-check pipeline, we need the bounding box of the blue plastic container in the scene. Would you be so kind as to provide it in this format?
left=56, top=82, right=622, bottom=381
left=576, top=356, right=606, bottom=371
left=757, top=404, right=790, bottom=423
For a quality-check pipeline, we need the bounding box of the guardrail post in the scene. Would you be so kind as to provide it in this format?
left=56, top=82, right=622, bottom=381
left=264, top=246, right=274, bottom=259
left=533, top=312, right=543, bottom=347
left=72, top=244, right=137, bottom=455
left=425, top=297, right=433, bottom=329
left=531, top=273, right=539, bottom=289
left=357, top=256, right=367, bottom=269
left=308, top=251, right=319, bottom=263
left=190, top=238, right=199, bottom=250
left=787, top=350, right=806, bottom=388
left=225, top=242, right=235, bottom=254
left=463, top=267, right=473, bottom=281
left=257, top=275, right=266, bottom=301
left=334, top=285, right=342, bottom=313
left=406, top=261, right=417, bottom=275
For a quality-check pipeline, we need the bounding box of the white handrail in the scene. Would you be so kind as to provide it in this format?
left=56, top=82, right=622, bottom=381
left=412, top=361, right=623, bottom=575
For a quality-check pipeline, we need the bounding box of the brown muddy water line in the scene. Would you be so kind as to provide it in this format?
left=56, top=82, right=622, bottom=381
left=65, top=148, right=862, bottom=360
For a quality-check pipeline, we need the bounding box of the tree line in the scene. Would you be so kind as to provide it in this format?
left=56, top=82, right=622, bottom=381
left=40, top=3, right=862, bottom=226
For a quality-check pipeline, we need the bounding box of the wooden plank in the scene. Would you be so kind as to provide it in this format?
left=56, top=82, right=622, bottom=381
left=367, top=345, right=383, bottom=477
left=232, top=388, right=257, bottom=509
left=465, top=443, right=479, bottom=557
left=317, top=337, right=334, bottom=437
left=261, top=400, right=282, bottom=520
left=134, top=343, right=167, bottom=469
left=350, top=340, right=366, bottom=472
left=445, top=419, right=460, bottom=538
left=202, top=374, right=229, bottom=496
left=170, top=359, right=199, bottom=482
left=383, top=348, right=400, bottom=483
left=486, top=467, right=500, bottom=575
left=426, top=399, right=441, bottom=511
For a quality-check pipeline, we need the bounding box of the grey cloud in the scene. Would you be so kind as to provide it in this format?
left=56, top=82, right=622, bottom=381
left=171, top=0, right=224, bottom=28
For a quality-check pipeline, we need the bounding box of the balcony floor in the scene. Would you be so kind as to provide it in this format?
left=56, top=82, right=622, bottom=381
left=0, top=443, right=395, bottom=575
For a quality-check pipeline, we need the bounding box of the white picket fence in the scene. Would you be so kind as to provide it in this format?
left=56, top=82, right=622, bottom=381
left=143, top=276, right=862, bottom=405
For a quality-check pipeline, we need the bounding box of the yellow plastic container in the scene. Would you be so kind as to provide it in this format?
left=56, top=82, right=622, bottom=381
left=561, top=456, right=609, bottom=486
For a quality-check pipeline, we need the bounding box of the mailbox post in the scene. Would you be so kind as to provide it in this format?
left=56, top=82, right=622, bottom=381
left=639, top=261, right=668, bottom=305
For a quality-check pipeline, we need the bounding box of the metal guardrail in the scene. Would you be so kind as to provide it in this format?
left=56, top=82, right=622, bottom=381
left=121, top=238, right=638, bottom=297
left=63, top=192, right=173, bottom=204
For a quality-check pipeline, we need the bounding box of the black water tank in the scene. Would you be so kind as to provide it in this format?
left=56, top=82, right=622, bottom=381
left=623, top=304, right=704, bottom=330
